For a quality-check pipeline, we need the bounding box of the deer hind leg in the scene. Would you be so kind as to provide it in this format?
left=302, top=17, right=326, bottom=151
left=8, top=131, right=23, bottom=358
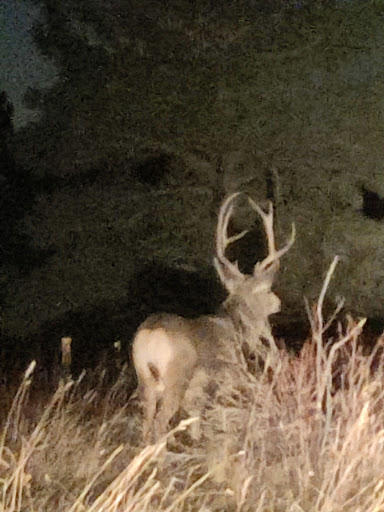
left=141, top=361, right=188, bottom=441
left=154, top=355, right=197, bottom=439
left=139, top=361, right=186, bottom=442
left=140, top=362, right=163, bottom=443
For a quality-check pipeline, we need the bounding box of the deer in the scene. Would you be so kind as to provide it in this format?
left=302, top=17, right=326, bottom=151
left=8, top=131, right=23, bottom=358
left=132, top=193, right=295, bottom=442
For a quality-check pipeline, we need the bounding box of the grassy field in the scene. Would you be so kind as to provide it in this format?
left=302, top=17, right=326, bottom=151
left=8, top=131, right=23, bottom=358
left=1, top=263, right=384, bottom=511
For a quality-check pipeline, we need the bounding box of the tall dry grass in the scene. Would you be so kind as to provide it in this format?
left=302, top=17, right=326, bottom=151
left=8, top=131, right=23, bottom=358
left=2, top=259, right=384, bottom=511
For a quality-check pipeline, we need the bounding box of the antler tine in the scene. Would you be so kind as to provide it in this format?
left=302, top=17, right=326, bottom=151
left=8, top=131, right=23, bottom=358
left=248, top=198, right=276, bottom=256
left=257, top=223, right=296, bottom=273
left=218, top=194, right=249, bottom=253
left=214, top=192, right=248, bottom=285
left=248, top=197, right=295, bottom=275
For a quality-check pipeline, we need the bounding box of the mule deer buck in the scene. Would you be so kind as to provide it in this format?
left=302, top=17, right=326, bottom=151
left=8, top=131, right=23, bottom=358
left=132, top=193, right=295, bottom=442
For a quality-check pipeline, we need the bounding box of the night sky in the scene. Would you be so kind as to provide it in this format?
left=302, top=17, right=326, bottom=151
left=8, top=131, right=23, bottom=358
left=1, top=0, right=58, bottom=127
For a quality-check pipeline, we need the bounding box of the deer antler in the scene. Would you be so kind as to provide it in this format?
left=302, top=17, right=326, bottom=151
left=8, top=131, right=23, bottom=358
left=214, top=192, right=248, bottom=293
left=248, top=197, right=295, bottom=281
left=214, top=194, right=295, bottom=293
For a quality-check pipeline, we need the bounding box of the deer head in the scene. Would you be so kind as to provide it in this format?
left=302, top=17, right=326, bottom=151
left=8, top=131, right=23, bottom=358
left=214, top=193, right=295, bottom=354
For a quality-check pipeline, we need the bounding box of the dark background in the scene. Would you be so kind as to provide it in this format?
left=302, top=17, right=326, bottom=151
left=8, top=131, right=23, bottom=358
left=1, top=0, right=384, bottom=383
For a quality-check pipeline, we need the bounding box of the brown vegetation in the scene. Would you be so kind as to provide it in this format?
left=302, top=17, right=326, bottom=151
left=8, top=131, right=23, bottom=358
left=2, top=259, right=384, bottom=510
